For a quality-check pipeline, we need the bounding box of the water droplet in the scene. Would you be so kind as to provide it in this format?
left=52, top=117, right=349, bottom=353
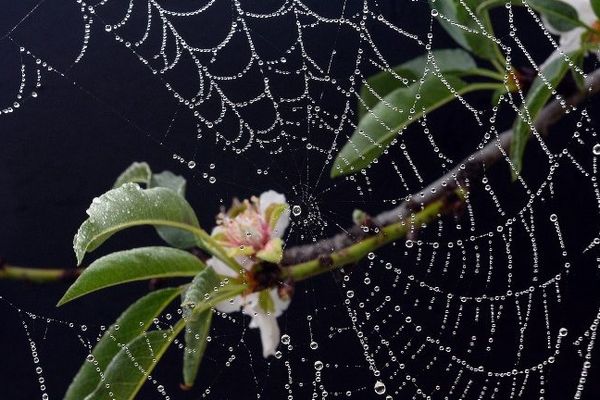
left=292, top=205, right=302, bottom=216
left=374, top=380, right=386, bottom=395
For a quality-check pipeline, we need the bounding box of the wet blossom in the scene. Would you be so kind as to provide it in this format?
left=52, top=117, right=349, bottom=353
left=206, top=190, right=291, bottom=357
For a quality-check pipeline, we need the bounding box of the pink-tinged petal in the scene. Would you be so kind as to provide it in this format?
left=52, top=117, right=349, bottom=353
left=259, top=190, right=287, bottom=215
left=206, top=257, right=238, bottom=278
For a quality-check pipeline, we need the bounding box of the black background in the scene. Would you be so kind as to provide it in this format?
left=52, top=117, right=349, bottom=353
left=1, top=1, right=600, bottom=399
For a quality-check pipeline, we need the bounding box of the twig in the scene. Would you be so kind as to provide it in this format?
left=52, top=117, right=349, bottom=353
left=0, top=263, right=82, bottom=283
left=281, top=68, right=600, bottom=265
left=1, top=70, right=599, bottom=283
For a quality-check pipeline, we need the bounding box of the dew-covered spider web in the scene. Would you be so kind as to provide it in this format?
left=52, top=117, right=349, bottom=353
left=2, top=0, right=600, bottom=399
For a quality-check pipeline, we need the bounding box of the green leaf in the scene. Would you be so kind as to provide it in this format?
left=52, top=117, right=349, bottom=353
left=429, top=0, right=501, bottom=61
left=64, top=288, right=181, bottom=400
left=113, top=164, right=195, bottom=249
left=333, top=74, right=497, bottom=177
left=150, top=171, right=187, bottom=196
left=510, top=55, right=572, bottom=177
left=84, top=330, right=177, bottom=400
left=113, top=162, right=152, bottom=189
left=593, top=0, right=600, bottom=19
left=528, top=0, right=583, bottom=32
left=359, top=49, right=477, bottom=118
left=180, top=268, right=220, bottom=387
left=150, top=171, right=197, bottom=249
left=476, top=0, right=520, bottom=15
left=73, top=183, right=200, bottom=264
left=570, top=50, right=586, bottom=90
left=59, top=247, right=205, bottom=305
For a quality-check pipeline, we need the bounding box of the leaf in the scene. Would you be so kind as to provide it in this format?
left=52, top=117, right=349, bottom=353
left=528, top=0, right=583, bottom=32
left=73, top=183, right=200, bottom=264
left=429, top=0, right=500, bottom=61
left=476, top=0, right=520, bottom=15
left=84, top=330, right=177, bottom=400
left=64, top=288, right=181, bottom=400
left=333, top=74, right=491, bottom=177
left=112, top=164, right=195, bottom=249
left=150, top=171, right=197, bottom=248
left=570, top=50, right=585, bottom=90
left=113, top=162, right=152, bottom=189
left=59, top=247, right=205, bottom=305
left=150, top=171, right=187, bottom=196
left=359, top=49, right=477, bottom=118
left=593, top=0, right=600, bottom=19
left=510, top=55, right=572, bottom=177
left=180, top=268, right=221, bottom=387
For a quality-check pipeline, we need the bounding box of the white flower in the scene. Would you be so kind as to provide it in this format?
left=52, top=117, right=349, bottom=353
left=206, top=190, right=291, bottom=358
left=540, top=0, right=600, bottom=68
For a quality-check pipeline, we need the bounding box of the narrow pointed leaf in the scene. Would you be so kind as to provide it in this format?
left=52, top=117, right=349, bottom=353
left=359, top=49, right=477, bottom=118
left=429, top=0, right=500, bottom=61
left=59, top=247, right=204, bottom=305
left=84, top=330, right=178, bottom=400
left=528, top=0, right=583, bottom=32
left=593, top=0, right=600, bottom=18
left=510, top=55, right=572, bottom=177
left=333, top=74, right=472, bottom=177
left=113, top=162, right=152, bottom=189
left=150, top=171, right=197, bottom=248
left=181, top=268, right=221, bottom=387
left=64, top=288, right=181, bottom=400
left=73, top=183, right=200, bottom=264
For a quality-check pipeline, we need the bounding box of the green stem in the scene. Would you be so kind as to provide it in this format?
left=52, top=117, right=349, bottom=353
left=463, top=82, right=506, bottom=93
left=283, top=193, right=457, bottom=282
left=469, top=68, right=505, bottom=81
left=0, top=264, right=81, bottom=283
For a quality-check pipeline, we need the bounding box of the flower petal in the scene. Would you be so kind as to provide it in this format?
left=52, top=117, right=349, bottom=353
left=259, top=190, right=287, bottom=214
left=269, top=288, right=291, bottom=317
left=206, top=257, right=238, bottom=278
left=247, top=311, right=281, bottom=358
left=259, top=190, right=290, bottom=238
left=215, top=295, right=243, bottom=313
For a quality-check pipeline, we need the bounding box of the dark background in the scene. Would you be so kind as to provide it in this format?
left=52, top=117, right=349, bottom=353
left=1, top=1, right=600, bottom=399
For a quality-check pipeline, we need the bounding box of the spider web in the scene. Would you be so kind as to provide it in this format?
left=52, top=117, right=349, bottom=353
left=1, top=0, right=600, bottom=399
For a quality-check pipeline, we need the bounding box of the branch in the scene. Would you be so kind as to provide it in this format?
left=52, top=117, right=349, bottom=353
left=1, top=69, right=599, bottom=284
left=0, top=258, right=82, bottom=283
left=281, top=68, right=600, bottom=265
